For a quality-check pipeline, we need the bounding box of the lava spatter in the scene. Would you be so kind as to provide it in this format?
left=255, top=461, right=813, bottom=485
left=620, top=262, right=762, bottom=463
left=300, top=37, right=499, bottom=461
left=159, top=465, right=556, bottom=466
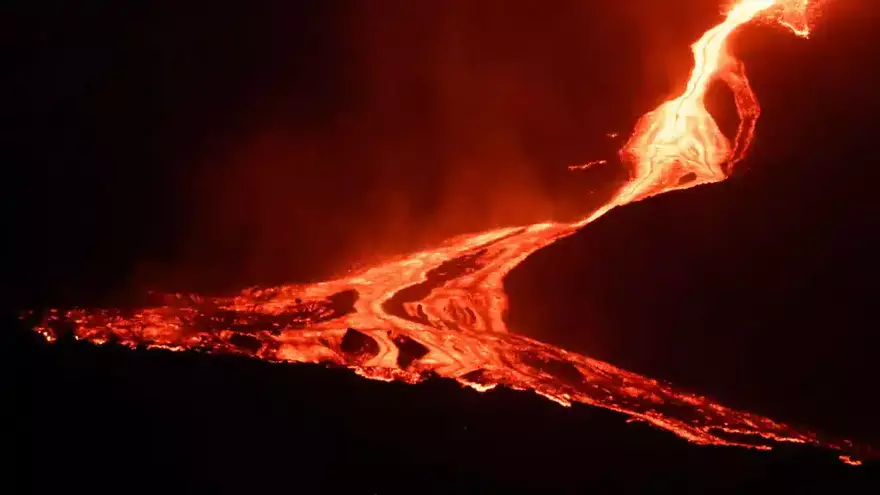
left=35, top=1, right=868, bottom=464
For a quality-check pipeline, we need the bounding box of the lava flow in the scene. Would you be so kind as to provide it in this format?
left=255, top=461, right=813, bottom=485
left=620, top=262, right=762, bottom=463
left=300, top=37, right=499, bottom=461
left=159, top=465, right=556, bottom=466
left=34, top=1, right=867, bottom=464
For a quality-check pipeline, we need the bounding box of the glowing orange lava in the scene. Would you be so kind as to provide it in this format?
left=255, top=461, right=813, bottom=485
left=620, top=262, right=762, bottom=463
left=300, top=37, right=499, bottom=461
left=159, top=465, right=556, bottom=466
left=34, top=1, right=868, bottom=464
left=568, top=159, right=607, bottom=171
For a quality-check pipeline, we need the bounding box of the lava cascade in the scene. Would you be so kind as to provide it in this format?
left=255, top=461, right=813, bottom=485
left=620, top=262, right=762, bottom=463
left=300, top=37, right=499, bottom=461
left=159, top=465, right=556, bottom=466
left=34, top=1, right=867, bottom=464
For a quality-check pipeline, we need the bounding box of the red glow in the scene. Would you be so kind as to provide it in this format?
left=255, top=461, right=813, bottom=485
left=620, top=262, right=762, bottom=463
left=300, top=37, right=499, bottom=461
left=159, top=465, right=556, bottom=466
left=35, top=1, right=868, bottom=463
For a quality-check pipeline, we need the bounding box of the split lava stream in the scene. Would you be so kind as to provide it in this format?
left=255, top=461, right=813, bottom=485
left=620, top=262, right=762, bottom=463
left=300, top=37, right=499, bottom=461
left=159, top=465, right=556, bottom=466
left=30, top=0, right=871, bottom=465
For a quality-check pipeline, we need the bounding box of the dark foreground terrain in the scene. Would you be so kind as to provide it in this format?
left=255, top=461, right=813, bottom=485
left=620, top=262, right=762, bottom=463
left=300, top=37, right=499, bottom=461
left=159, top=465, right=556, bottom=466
left=9, top=1, right=880, bottom=492
left=11, top=326, right=877, bottom=494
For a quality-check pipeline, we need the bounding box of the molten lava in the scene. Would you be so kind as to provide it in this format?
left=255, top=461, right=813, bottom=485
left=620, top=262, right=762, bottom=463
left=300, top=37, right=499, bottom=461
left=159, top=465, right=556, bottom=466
left=35, top=1, right=867, bottom=463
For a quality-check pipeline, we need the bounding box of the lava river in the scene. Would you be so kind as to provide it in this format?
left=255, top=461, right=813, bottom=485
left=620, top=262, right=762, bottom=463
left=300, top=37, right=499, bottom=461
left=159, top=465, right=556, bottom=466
left=33, top=0, right=868, bottom=465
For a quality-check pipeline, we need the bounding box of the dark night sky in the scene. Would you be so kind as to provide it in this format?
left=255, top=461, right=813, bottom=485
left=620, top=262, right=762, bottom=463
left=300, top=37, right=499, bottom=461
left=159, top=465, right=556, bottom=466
left=8, top=0, right=734, bottom=302
left=8, top=0, right=879, bottom=446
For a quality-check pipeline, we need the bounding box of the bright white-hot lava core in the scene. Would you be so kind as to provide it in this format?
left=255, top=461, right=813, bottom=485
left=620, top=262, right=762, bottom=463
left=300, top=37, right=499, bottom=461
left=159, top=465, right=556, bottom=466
left=34, top=1, right=869, bottom=465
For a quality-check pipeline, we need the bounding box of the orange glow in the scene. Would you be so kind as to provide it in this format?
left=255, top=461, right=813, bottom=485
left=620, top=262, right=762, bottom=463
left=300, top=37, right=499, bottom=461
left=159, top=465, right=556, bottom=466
left=34, top=1, right=867, bottom=463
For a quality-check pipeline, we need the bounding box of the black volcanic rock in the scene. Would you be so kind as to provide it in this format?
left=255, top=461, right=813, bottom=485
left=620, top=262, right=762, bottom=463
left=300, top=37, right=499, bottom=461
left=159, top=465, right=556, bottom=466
left=519, top=351, right=585, bottom=386
left=340, top=327, right=380, bottom=358
left=227, top=332, right=263, bottom=352
left=11, top=325, right=878, bottom=493
left=506, top=168, right=879, bottom=447
left=393, top=334, right=430, bottom=368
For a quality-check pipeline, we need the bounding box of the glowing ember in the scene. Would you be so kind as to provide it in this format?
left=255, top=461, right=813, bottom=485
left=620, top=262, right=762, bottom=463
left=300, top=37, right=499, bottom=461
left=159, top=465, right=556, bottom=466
left=568, top=159, right=607, bottom=171
left=34, top=1, right=868, bottom=463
